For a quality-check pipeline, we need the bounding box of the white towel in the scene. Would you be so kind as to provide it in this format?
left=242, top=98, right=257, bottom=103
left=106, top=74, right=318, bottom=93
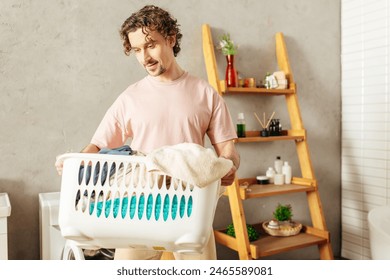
left=145, top=143, right=233, bottom=188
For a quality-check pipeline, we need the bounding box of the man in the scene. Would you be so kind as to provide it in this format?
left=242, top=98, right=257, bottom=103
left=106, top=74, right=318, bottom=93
left=56, top=5, right=239, bottom=260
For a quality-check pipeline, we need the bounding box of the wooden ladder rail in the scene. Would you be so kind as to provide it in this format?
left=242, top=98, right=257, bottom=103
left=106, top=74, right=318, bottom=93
left=202, top=23, right=253, bottom=259
left=202, top=24, right=223, bottom=95
left=275, top=32, right=334, bottom=260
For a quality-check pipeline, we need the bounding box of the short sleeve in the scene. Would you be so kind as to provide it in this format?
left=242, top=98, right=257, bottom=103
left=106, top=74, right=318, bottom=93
left=90, top=102, right=127, bottom=149
left=206, top=89, right=237, bottom=144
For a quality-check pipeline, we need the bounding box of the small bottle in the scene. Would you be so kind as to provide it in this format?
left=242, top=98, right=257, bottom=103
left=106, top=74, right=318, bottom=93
left=282, top=161, right=292, bottom=184
left=274, top=156, right=283, bottom=174
left=266, top=167, right=276, bottom=184
left=273, top=119, right=279, bottom=135
left=268, top=120, right=274, bottom=136
left=237, top=113, right=246, bottom=138
left=277, top=119, right=282, bottom=135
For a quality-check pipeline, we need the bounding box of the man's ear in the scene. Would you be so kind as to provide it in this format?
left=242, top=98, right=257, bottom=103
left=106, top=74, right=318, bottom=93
left=167, top=35, right=176, bottom=47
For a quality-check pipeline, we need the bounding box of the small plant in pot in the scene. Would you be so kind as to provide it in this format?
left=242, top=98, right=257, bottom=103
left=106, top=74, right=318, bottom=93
left=273, top=203, right=293, bottom=222
left=268, top=203, right=293, bottom=229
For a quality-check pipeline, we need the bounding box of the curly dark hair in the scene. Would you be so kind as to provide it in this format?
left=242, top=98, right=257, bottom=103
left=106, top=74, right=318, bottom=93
left=119, top=5, right=183, bottom=57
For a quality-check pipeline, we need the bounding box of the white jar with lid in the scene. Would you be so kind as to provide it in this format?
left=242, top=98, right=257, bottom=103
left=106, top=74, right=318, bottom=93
left=256, top=176, right=269, bottom=184
left=274, top=174, right=285, bottom=185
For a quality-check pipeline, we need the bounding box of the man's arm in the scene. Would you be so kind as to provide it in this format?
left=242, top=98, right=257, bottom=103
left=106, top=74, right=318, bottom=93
left=55, top=143, right=101, bottom=175
left=213, top=140, right=240, bottom=186
left=81, top=143, right=101, bottom=153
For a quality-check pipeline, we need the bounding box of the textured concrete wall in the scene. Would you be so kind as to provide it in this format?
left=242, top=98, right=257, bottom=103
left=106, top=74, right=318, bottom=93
left=0, top=0, right=340, bottom=259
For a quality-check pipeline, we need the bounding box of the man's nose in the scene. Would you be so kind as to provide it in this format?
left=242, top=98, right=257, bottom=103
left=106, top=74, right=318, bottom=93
left=140, top=49, right=151, bottom=64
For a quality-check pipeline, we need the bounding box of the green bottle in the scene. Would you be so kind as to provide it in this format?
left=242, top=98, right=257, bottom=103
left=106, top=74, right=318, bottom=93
left=237, top=112, right=246, bottom=137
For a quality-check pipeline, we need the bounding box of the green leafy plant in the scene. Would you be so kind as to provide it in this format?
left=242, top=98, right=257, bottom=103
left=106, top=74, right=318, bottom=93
left=218, top=33, right=238, bottom=55
left=273, top=203, right=293, bottom=221
left=226, top=223, right=259, bottom=241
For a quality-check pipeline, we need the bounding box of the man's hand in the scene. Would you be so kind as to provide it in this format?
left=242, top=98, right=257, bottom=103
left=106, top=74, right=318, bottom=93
left=55, top=154, right=65, bottom=175
left=221, top=164, right=237, bottom=186
left=55, top=144, right=100, bottom=176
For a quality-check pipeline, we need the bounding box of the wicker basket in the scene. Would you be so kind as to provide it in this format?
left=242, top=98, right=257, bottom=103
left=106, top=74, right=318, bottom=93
left=262, top=220, right=302, bottom=237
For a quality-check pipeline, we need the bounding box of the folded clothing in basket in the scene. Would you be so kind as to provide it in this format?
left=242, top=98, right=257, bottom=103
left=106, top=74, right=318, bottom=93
left=79, top=145, right=134, bottom=184
left=79, top=143, right=232, bottom=190
left=146, top=143, right=233, bottom=188
left=99, top=145, right=134, bottom=156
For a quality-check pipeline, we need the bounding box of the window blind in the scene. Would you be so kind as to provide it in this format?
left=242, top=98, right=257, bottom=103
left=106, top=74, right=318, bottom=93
left=341, top=0, right=389, bottom=259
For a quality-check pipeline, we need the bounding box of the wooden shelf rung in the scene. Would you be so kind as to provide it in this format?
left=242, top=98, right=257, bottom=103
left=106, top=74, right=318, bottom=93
left=232, top=178, right=316, bottom=199
left=221, top=83, right=295, bottom=95
left=234, top=130, right=305, bottom=143
left=251, top=232, right=327, bottom=258
left=214, top=223, right=329, bottom=259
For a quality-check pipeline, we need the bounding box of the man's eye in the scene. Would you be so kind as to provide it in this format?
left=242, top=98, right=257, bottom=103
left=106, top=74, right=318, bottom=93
left=147, top=43, right=155, bottom=48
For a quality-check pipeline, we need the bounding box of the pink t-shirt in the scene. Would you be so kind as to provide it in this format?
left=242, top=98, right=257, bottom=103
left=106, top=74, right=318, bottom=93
left=91, top=72, right=237, bottom=153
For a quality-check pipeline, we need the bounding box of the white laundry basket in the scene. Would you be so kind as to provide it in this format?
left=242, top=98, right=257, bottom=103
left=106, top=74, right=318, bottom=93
left=58, top=153, right=220, bottom=257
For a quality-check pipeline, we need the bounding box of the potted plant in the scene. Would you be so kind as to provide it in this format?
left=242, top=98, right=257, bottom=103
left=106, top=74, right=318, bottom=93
left=263, top=203, right=302, bottom=236
left=226, top=223, right=259, bottom=241
left=273, top=203, right=293, bottom=224
left=267, top=203, right=293, bottom=229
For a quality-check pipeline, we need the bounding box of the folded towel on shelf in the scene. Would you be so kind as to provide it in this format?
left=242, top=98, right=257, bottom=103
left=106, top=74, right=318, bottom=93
left=145, top=143, right=233, bottom=188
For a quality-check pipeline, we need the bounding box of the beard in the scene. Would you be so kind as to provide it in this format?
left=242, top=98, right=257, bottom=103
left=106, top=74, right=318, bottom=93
left=146, top=65, right=166, bottom=76
left=144, top=59, right=166, bottom=77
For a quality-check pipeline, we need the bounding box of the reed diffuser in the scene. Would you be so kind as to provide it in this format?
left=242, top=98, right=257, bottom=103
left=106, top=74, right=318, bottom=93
left=254, top=111, right=275, bottom=137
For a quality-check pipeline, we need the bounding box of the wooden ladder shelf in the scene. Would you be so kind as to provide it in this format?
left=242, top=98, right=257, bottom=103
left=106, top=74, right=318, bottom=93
left=202, top=24, right=334, bottom=260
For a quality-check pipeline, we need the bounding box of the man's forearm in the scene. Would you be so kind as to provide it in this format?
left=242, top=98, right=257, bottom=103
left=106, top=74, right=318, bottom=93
left=213, top=140, right=240, bottom=169
left=81, top=143, right=100, bottom=153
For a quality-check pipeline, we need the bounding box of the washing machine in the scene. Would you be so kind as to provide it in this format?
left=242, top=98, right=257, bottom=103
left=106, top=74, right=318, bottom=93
left=39, top=192, right=114, bottom=260
left=39, top=192, right=67, bottom=259
left=0, top=193, right=11, bottom=260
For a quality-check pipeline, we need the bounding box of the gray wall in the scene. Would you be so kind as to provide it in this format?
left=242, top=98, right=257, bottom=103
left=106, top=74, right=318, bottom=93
left=0, top=0, right=341, bottom=259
